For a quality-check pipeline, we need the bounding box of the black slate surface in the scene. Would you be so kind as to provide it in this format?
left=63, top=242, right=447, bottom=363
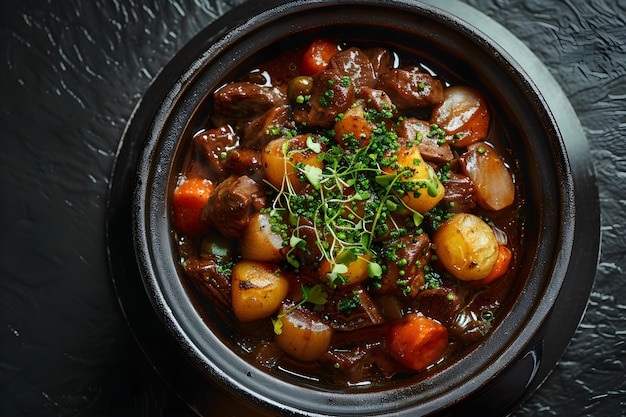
left=1, top=0, right=624, bottom=416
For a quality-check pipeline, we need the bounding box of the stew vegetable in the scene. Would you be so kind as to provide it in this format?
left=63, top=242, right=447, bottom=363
left=173, top=38, right=523, bottom=387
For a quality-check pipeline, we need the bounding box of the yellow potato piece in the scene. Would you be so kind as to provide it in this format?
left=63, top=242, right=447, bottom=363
left=262, top=135, right=325, bottom=193
left=231, top=261, right=289, bottom=322
left=384, top=140, right=445, bottom=213
left=399, top=164, right=445, bottom=214
left=433, top=213, right=498, bottom=281
left=275, top=305, right=332, bottom=362
left=318, top=253, right=372, bottom=286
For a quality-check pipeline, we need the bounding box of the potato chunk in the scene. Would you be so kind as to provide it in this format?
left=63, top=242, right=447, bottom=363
left=275, top=303, right=332, bottom=362
left=433, top=213, right=498, bottom=281
left=382, top=139, right=445, bottom=213
left=262, top=134, right=326, bottom=193
left=231, top=261, right=289, bottom=322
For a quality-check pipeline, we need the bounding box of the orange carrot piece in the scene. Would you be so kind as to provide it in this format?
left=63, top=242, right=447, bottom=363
left=300, top=39, right=340, bottom=76
left=172, top=177, right=214, bottom=237
left=476, top=244, right=512, bottom=285
left=387, top=313, right=448, bottom=371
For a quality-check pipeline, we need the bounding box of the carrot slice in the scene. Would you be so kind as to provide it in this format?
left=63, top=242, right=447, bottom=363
left=387, top=313, right=448, bottom=371
left=172, top=177, right=214, bottom=237
left=300, top=39, right=340, bottom=76
left=474, top=245, right=512, bottom=286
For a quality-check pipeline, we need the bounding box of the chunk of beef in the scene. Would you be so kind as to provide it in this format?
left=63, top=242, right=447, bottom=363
left=376, top=233, right=431, bottom=298
left=213, top=82, right=287, bottom=120
left=325, top=286, right=384, bottom=332
left=226, top=148, right=264, bottom=181
left=321, top=325, right=403, bottom=382
left=442, top=172, right=476, bottom=213
left=242, top=104, right=293, bottom=150
left=293, top=69, right=355, bottom=128
left=377, top=69, right=444, bottom=112
left=191, top=125, right=239, bottom=181
left=183, top=258, right=231, bottom=310
left=201, top=175, right=266, bottom=239
left=357, top=87, right=394, bottom=114
left=363, top=47, right=393, bottom=76
left=395, top=117, right=453, bottom=164
left=329, top=47, right=377, bottom=89
left=414, top=287, right=461, bottom=327
left=241, top=48, right=301, bottom=89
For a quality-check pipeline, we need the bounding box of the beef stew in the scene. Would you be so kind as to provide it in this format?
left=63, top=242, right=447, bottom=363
left=171, top=38, right=524, bottom=388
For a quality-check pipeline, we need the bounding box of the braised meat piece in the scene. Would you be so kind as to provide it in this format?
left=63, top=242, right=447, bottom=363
left=357, top=87, right=394, bottom=114
left=213, top=81, right=287, bottom=120
left=329, top=47, right=377, bottom=89
left=201, top=175, right=266, bottom=239
left=293, top=69, right=355, bottom=128
left=376, top=233, right=431, bottom=298
left=325, top=286, right=384, bottom=332
left=395, top=117, right=454, bottom=164
left=183, top=258, right=231, bottom=309
left=442, top=172, right=477, bottom=213
left=414, top=287, right=461, bottom=327
left=226, top=148, right=264, bottom=180
left=191, top=125, right=239, bottom=181
left=321, top=325, right=402, bottom=383
left=377, top=69, right=444, bottom=111
left=242, top=104, right=294, bottom=150
left=363, top=47, right=393, bottom=75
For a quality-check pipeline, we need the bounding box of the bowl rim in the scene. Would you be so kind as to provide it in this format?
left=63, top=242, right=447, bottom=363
left=107, top=1, right=599, bottom=416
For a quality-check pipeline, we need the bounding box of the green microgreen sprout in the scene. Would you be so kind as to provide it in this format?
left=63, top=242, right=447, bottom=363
left=306, top=135, right=322, bottom=153
left=265, top=117, right=441, bottom=289
left=301, top=164, right=323, bottom=189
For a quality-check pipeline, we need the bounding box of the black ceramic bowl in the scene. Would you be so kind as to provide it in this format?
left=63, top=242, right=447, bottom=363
left=107, top=0, right=600, bottom=415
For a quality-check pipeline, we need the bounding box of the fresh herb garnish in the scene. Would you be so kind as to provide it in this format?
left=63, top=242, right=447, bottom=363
left=338, top=290, right=362, bottom=315
left=267, top=115, right=437, bottom=288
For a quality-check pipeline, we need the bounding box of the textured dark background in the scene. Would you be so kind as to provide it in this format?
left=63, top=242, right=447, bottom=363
left=1, top=0, right=624, bottom=416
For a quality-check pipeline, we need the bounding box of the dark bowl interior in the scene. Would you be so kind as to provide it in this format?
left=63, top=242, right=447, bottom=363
left=128, top=0, right=581, bottom=415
